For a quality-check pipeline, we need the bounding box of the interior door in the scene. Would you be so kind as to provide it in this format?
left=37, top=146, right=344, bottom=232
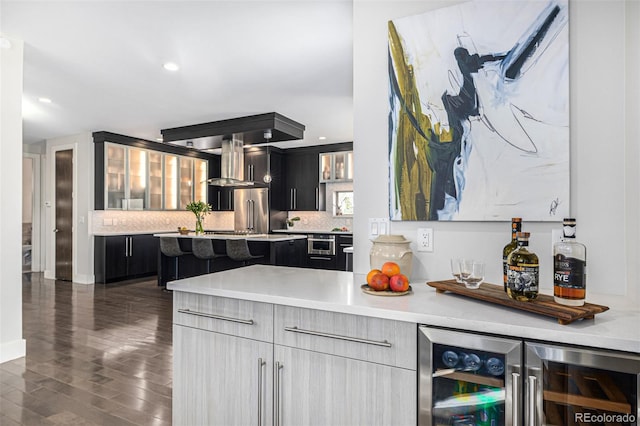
left=55, top=149, right=73, bottom=281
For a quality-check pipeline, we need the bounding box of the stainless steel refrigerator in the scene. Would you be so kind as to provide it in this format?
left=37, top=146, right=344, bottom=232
left=234, top=188, right=269, bottom=234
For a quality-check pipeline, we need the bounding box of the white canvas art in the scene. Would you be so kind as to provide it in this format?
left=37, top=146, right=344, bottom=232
left=388, top=0, right=570, bottom=221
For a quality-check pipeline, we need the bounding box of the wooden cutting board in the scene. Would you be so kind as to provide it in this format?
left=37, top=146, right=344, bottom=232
left=427, top=280, right=609, bottom=325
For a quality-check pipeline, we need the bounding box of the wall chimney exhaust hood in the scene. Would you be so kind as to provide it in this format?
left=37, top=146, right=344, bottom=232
left=160, top=112, right=305, bottom=187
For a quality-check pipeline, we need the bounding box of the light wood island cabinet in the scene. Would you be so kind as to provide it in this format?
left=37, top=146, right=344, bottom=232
left=172, top=292, right=417, bottom=426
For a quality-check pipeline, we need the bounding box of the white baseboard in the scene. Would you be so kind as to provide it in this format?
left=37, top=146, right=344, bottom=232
left=0, top=339, right=26, bottom=364
left=73, top=273, right=95, bottom=284
left=44, top=269, right=55, bottom=280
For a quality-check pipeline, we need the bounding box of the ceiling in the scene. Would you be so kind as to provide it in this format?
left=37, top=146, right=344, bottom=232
left=1, top=1, right=353, bottom=150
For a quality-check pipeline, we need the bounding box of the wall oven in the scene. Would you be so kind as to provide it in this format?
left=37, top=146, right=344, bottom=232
left=419, top=325, right=640, bottom=426
left=307, top=234, right=337, bottom=270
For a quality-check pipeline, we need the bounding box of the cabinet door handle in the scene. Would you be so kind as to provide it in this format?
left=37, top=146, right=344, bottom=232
left=315, top=187, right=319, bottom=210
left=309, top=256, right=332, bottom=261
left=177, top=308, right=254, bottom=325
left=527, top=375, right=537, bottom=426
left=125, top=237, right=129, bottom=257
left=274, top=361, right=282, bottom=426
left=512, top=372, right=520, bottom=426
left=217, top=192, right=221, bottom=209
left=129, top=237, right=133, bottom=257
left=284, top=326, right=392, bottom=348
left=257, top=358, right=266, bottom=426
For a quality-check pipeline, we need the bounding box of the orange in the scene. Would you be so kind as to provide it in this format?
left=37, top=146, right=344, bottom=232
left=366, top=269, right=382, bottom=285
left=381, top=261, right=401, bottom=277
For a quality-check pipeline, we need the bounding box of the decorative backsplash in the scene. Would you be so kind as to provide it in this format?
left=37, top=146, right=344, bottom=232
left=91, top=210, right=234, bottom=234
left=91, top=182, right=354, bottom=234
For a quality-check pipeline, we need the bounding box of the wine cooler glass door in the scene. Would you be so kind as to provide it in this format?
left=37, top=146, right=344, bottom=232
left=418, top=326, right=522, bottom=426
left=525, top=342, right=640, bottom=426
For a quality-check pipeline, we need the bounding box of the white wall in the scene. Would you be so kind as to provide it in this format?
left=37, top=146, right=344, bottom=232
left=353, top=0, right=639, bottom=308
left=0, top=35, right=26, bottom=363
left=44, top=133, right=95, bottom=284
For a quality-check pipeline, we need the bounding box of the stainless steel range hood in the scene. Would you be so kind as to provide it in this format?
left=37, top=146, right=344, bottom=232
left=160, top=112, right=305, bottom=187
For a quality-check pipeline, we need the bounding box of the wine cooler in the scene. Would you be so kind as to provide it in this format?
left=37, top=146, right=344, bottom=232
left=419, top=326, right=640, bottom=426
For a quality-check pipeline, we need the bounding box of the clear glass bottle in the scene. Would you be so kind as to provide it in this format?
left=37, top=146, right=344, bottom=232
left=553, top=218, right=587, bottom=306
left=507, top=232, right=539, bottom=301
left=502, top=217, right=522, bottom=292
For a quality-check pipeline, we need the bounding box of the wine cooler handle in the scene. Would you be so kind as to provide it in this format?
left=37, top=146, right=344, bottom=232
left=512, top=372, right=520, bottom=426
left=257, top=358, right=265, bottom=426
left=528, top=375, right=537, bottom=426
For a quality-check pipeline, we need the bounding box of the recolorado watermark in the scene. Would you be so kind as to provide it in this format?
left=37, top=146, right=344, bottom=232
left=575, top=412, right=636, bottom=423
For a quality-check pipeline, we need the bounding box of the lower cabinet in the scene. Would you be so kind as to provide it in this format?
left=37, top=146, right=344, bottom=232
left=172, top=293, right=417, bottom=426
left=272, top=239, right=307, bottom=267
left=173, top=325, right=273, bottom=426
left=94, top=233, right=158, bottom=283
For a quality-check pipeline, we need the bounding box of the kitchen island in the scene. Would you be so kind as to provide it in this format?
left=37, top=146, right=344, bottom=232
left=154, top=233, right=307, bottom=286
left=167, top=265, right=638, bottom=425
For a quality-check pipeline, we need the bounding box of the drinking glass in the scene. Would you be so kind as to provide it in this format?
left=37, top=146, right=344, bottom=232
left=450, top=258, right=463, bottom=283
left=458, top=259, right=473, bottom=284
left=462, top=261, right=485, bottom=289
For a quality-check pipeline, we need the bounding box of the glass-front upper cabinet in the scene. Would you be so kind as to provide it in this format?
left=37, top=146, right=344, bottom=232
left=127, top=148, right=148, bottom=210
left=105, top=144, right=127, bottom=209
left=148, top=152, right=163, bottom=210
left=164, top=155, right=179, bottom=210
left=179, top=157, right=194, bottom=208
left=319, top=151, right=353, bottom=182
left=194, top=159, right=208, bottom=204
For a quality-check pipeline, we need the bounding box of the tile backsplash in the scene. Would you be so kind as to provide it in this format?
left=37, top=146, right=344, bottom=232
left=91, top=182, right=354, bottom=234
left=92, top=210, right=234, bottom=234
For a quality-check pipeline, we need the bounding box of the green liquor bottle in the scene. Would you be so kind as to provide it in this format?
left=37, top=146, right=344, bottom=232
left=502, top=218, right=522, bottom=292
left=506, top=232, right=539, bottom=301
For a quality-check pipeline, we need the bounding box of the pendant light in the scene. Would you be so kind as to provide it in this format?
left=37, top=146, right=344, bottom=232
left=263, top=129, right=273, bottom=184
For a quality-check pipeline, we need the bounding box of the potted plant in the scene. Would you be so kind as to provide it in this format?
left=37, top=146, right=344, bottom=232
left=286, top=216, right=300, bottom=229
left=186, top=200, right=212, bottom=235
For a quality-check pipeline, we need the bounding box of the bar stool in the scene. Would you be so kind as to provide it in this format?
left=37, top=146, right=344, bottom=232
left=192, top=238, right=227, bottom=273
left=225, top=239, right=263, bottom=266
left=160, top=237, right=191, bottom=282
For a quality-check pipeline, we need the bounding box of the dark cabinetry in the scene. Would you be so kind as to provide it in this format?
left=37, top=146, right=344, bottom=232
left=271, top=238, right=307, bottom=267
left=94, top=233, right=158, bottom=283
left=244, top=147, right=285, bottom=211
left=284, top=149, right=325, bottom=211
left=336, top=235, right=353, bottom=271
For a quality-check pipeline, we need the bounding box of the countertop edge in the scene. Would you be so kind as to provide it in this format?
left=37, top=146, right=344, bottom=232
left=166, top=266, right=640, bottom=354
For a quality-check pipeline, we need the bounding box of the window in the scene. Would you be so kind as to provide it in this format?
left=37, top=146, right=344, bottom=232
left=334, top=191, right=354, bottom=216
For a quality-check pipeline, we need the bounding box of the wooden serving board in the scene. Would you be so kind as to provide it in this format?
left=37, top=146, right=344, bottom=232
left=427, top=280, right=609, bottom=325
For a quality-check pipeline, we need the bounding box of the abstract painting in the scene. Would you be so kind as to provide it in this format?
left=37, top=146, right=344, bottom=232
left=388, top=0, right=569, bottom=221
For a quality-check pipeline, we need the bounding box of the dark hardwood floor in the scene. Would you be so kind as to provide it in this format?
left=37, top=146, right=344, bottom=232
left=1, top=273, right=173, bottom=425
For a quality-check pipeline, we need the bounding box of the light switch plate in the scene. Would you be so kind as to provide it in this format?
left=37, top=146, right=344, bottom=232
left=368, top=218, right=390, bottom=240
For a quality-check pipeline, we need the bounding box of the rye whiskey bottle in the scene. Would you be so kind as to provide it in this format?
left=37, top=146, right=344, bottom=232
left=507, top=232, right=539, bottom=301
left=553, top=218, right=587, bottom=306
left=502, top=218, right=522, bottom=292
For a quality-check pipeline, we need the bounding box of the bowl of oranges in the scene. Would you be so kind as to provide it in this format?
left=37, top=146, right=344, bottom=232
left=362, top=261, right=411, bottom=296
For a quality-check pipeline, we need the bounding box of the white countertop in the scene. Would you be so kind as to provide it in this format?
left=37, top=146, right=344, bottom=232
left=167, top=265, right=640, bottom=353
left=154, top=232, right=307, bottom=242
left=93, top=230, right=175, bottom=236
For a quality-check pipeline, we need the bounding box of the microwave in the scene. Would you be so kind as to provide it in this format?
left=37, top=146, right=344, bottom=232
left=307, top=234, right=336, bottom=255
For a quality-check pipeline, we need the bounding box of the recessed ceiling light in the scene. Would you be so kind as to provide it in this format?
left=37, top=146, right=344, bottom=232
left=38, top=97, right=52, bottom=104
left=318, top=136, right=327, bottom=140
left=163, top=62, right=179, bottom=71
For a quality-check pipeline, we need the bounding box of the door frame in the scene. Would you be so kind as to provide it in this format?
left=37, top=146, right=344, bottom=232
left=23, top=152, right=41, bottom=272
left=45, top=143, right=78, bottom=281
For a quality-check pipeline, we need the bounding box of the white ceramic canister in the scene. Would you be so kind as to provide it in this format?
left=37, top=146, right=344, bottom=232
left=369, top=234, right=413, bottom=278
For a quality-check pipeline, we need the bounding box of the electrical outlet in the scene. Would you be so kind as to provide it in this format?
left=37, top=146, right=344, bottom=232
left=417, top=228, right=433, bottom=252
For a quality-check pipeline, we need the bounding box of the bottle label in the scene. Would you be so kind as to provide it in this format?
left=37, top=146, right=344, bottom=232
left=507, top=264, right=539, bottom=293
left=554, top=255, right=586, bottom=289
